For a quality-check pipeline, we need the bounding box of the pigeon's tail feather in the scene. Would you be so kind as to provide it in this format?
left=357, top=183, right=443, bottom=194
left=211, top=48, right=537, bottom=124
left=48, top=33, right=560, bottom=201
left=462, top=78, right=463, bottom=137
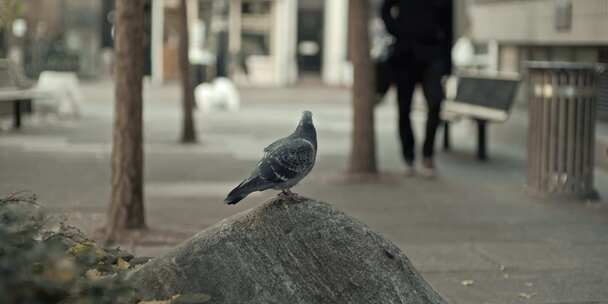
left=225, top=176, right=264, bottom=205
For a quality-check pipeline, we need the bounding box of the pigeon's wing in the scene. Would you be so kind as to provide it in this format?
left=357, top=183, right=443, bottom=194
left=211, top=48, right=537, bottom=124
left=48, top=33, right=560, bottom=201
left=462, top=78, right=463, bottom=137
left=263, top=136, right=290, bottom=154
left=257, top=138, right=316, bottom=184
left=275, top=138, right=316, bottom=172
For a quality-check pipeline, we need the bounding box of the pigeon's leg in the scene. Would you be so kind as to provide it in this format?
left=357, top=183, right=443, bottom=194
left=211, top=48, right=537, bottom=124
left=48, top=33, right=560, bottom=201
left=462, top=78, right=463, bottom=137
left=280, top=189, right=299, bottom=200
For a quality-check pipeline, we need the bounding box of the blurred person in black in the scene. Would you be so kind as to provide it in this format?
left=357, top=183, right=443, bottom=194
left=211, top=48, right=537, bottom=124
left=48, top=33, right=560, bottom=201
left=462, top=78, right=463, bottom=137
left=381, top=0, right=453, bottom=177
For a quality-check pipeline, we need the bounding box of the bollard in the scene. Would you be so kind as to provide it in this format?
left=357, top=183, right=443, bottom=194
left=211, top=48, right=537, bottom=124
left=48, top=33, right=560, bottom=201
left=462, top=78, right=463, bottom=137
left=527, top=61, right=604, bottom=201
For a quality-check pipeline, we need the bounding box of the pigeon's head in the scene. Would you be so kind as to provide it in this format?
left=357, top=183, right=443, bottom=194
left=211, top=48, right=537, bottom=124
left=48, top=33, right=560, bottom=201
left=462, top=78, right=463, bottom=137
left=296, top=111, right=316, bottom=145
left=300, top=111, right=313, bottom=125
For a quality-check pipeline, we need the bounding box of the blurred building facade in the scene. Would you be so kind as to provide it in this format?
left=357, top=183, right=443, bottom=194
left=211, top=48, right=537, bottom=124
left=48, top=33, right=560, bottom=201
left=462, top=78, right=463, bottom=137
left=5, top=1, right=605, bottom=99
left=2, top=0, right=462, bottom=88
left=466, top=0, right=608, bottom=119
left=468, top=0, right=608, bottom=71
left=2, top=0, right=350, bottom=86
left=173, top=0, right=351, bottom=87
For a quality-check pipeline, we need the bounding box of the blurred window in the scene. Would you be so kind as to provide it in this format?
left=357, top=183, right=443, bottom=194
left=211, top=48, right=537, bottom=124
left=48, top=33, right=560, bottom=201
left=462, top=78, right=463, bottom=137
left=22, top=0, right=103, bottom=78
left=555, top=0, right=572, bottom=32
left=241, top=1, right=272, bottom=57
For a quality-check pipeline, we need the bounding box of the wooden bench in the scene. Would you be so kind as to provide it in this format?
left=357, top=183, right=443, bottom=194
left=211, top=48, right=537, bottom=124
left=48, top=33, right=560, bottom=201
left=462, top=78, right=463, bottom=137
left=0, top=59, right=47, bottom=129
left=441, top=72, right=521, bottom=160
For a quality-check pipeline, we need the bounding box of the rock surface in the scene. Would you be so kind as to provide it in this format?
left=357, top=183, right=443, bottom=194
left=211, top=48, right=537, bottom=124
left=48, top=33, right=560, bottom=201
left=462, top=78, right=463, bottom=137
left=128, top=197, right=447, bottom=304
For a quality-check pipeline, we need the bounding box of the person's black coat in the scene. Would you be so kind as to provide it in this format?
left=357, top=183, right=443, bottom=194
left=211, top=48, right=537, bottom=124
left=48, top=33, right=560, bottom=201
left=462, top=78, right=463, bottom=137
left=381, top=0, right=453, bottom=76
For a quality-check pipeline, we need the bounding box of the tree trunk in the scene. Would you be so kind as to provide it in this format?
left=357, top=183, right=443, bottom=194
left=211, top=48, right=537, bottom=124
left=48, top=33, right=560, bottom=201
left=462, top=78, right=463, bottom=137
left=348, top=0, right=377, bottom=174
left=179, top=0, right=197, bottom=143
left=0, top=29, right=7, bottom=57
left=106, top=0, right=146, bottom=242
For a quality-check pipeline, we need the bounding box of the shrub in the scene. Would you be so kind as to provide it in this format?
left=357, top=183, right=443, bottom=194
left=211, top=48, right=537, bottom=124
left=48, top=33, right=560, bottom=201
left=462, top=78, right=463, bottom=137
left=0, top=192, right=136, bottom=304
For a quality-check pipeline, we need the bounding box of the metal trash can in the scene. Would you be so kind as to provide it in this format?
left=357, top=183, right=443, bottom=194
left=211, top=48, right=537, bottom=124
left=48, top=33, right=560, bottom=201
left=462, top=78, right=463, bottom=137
left=527, top=61, right=604, bottom=200
left=598, top=69, right=608, bottom=121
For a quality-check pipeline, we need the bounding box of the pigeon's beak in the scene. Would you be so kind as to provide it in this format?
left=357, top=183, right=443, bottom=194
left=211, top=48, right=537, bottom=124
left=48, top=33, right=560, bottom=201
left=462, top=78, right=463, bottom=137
left=301, top=111, right=313, bottom=123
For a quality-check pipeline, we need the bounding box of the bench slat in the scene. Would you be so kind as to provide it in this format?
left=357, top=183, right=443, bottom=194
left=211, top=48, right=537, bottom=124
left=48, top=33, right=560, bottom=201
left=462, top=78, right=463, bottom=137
left=444, top=100, right=509, bottom=122
left=0, top=88, right=50, bottom=101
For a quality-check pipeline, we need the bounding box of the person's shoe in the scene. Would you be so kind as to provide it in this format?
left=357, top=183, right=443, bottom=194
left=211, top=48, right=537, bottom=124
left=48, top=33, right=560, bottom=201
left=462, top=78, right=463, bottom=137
left=404, top=161, right=416, bottom=177
left=420, top=158, right=437, bottom=179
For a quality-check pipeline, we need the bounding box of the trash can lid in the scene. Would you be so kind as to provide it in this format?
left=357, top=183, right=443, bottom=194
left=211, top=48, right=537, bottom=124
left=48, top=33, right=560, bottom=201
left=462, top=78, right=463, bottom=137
left=526, top=61, right=606, bottom=72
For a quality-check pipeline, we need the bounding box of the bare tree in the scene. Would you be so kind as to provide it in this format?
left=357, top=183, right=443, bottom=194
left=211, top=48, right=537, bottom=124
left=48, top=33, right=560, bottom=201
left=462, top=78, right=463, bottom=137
left=348, top=0, right=377, bottom=175
left=106, top=0, right=146, bottom=242
left=179, top=0, right=197, bottom=143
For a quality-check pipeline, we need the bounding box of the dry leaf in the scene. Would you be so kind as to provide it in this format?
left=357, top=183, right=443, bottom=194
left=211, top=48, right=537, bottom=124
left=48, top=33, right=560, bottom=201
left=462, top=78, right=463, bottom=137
left=461, top=280, right=475, bottom=286
left=85, top=269, right=102, bottom=281
left=518, top=292, right=536, bottom=299
left=117, top=257, right=130, bottom=270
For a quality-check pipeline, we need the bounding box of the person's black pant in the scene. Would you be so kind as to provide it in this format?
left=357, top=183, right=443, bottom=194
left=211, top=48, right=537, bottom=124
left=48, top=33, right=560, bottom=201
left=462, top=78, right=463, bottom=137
left=395, top=59, right=445, bottom=164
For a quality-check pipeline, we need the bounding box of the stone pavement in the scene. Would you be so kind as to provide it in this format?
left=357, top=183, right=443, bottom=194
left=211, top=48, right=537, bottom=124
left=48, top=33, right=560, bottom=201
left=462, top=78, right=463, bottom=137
left=1, top=81, right=608, bottom=304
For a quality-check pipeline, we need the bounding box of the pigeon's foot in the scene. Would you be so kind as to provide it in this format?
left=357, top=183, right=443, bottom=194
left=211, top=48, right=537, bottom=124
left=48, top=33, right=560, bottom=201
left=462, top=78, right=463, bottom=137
left=279, top=189, right=300, bottom=201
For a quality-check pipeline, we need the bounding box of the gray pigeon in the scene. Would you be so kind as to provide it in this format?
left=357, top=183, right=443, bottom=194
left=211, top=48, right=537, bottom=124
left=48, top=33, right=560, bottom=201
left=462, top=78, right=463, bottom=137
left=225, top=111, right=317, bottom=205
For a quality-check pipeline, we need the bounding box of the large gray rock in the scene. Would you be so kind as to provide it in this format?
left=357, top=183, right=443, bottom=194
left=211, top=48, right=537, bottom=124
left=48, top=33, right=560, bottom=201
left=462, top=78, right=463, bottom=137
left=128, top=197, right=447, bottom=304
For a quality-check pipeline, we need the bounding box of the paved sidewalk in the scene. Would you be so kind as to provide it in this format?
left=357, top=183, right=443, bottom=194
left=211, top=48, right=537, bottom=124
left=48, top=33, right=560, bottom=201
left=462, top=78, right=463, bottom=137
left=1, top=82, right=608, bottom=304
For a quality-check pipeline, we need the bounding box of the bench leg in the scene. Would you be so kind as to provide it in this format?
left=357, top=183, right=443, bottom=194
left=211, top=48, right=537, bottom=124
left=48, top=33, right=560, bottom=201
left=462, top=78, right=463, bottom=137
left=477, top=119, right=488, bottom=161
left=443, top=121, right=451, bottom=151
left=13, top=100, right=22, bottom=129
